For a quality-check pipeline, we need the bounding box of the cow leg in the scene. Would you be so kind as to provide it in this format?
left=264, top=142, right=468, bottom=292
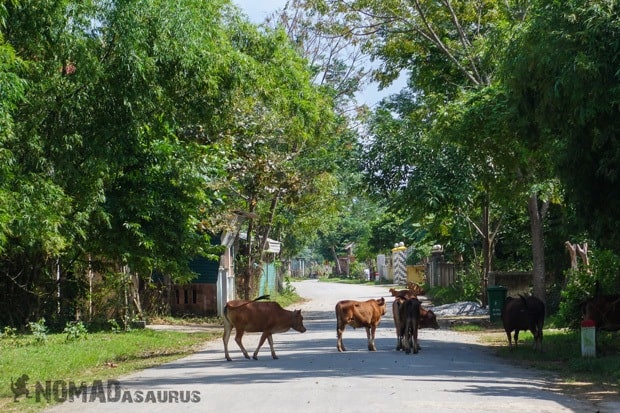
left=223, top=320, right=233, bottom=361
left=393, top=301, right=402, bottom=351
left=253, top=332, right=277, bottom=360
left=412, top=321, right=419, bottom=354
left=267, top=334, right=278, bottom=359
left=533, top=326, right=543, bottom=352
left=405, top=328, right=413, bottom=354
left=513, top=329, right=520, bottom=349
left=505, top=330, right=513, bottom=350
left=337, top=323, right=346, bottom=352
left=234, top=330, right=251, bottom=359
left=367, top=325, right=377, bottom=351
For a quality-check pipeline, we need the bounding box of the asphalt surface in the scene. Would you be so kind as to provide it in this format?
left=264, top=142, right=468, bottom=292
left=45, top=280, right=613, bottom=413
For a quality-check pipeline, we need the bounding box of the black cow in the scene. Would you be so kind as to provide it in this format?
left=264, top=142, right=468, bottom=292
left=398, top=298, right=421, bottom=354
left=501, top=295, right=545, bottom=352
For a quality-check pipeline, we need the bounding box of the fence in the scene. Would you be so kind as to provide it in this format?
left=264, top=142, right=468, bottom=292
left=427, top=261, right=457, bottom=288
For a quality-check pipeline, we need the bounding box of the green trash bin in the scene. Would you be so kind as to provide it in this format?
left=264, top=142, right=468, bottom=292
left=487, top=285, right=507, bottom=323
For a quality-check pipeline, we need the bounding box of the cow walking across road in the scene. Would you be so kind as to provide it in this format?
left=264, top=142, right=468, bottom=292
left=335, top=297, right=386, bottom=352
left=223, top=295, right=307, bottom=361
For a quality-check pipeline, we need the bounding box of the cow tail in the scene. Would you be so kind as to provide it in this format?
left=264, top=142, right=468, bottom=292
left=223, top=305, right=230, bottom=325
left=225, top=295, right=271, bottom=311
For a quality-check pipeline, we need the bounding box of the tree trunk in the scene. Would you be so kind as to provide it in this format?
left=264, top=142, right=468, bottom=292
left=332, top=245, right=342, bottom=275
left=528, top=193, right=548, bottom=303
left=481, top=194, right=490, bottom=306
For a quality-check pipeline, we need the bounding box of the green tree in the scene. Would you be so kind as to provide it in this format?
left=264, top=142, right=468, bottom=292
left=219, top=24, right=342, bottom=298
left=310, top=0, right=560, bottom=302
left=0, top=0, right=244, bottom=325
left=504, top=0, right=620, bottom=252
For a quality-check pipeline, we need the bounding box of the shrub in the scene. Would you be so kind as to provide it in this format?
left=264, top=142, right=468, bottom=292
left=553, top=249, right=620, bottom=329
left=63, top=321, right=88, bottom=342
left=28, top=318, right=48, bottom=344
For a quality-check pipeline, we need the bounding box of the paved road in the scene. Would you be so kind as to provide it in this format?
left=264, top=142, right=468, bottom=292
left=46, top=280, right=610, bottom=413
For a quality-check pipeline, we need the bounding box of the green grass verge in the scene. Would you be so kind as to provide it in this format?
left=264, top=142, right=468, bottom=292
left=473, top=327, right=620, bottom=400
left=0, top=329, right=218, bottom=413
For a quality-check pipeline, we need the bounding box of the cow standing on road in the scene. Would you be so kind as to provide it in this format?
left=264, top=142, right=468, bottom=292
left=392, top=297, right=439, bottom=351
left=501, top=295, right=545, bottom=351
left=335, top=298, right=386, bottom=352
left=223, top=295, right=306, bottom=361
left=398, top=297, right=421, bottom=354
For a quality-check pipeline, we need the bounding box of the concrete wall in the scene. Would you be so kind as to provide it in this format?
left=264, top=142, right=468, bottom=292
left=171, top=284, right=217, bottom=316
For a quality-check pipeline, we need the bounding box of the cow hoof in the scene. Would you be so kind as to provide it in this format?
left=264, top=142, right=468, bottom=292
left=225, top=357, right=232, bottom=361
left=252, top=355, right=258, bottom=360
left=245, top=355, right=251, bottom=359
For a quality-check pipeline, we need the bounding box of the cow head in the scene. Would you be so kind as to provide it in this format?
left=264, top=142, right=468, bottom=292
left=376, top=297, right=386, bottom=315
left=421, top=309, right=440, bottom=329
left=292, top=309, right=307, bottom=333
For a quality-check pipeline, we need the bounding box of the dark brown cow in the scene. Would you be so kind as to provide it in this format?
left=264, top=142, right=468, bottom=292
left=336, top=297, right=386, bottom=352
left=398, top=297, right=421, bottom=354
left=392, top=297, right=439, bottom=351
left=501, top=295, right=545, bottom=351
left=223, top=295, right=306, bottom=361
left=582, top=294, right=620, bottom=332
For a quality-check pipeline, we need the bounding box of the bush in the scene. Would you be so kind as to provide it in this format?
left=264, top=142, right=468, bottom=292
left=553, top=249, right=620, bottom=329
left=63, top=321, right=88, bottom=342
left=348, top=261, right=368, bottom=281
left=28, top=318, right=48, bottom=344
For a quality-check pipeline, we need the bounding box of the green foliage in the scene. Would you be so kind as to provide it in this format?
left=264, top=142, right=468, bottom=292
left=63, top=321, right=88, bottom=342
left=0, top=329, right=217, bottom=411
left=1, top=326, right=16, bottom=339
left=553, top=249, right=620, bottom=329
left=504, top=0, right=620, bottom=251
left=27, top=318, right=48, bottom=344
left=281, top=277, right=297, bottom=297
left=0, top=0, right=344, bottom=321
left=108, top=319, right=123, bottom=334
left=348, top=261, right=367, bottom=281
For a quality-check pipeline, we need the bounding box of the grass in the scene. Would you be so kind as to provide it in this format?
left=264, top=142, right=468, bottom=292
left=461, top=324, right=620, bottom=403
left=0, top=328, right=218, bottom=413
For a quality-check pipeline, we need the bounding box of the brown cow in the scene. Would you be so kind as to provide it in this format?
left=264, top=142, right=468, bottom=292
left=582, top=293, right=620, bottom=332
left=392, top=297, right=439, bottom=351
left=501, top=295, right=545, bottom=351
left=336, top=297, right=386, bottom=352
left=398, top=297, right=421, bottom=354
left=223, top=295, right=306, bottom=361
left=407, top=282, right=425, bottom=296
left=389, top=288, right=417, bottom=300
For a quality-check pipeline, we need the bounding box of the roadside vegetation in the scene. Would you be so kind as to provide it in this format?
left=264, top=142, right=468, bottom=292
left=0, top=279, right=303, bottom=413
left=0, top=327, right=217, bottom=413
left=451, top=320, right=620, bottom=402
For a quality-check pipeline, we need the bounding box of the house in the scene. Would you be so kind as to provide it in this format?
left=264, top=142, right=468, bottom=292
left=170, top=231, right=235, bottom=317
